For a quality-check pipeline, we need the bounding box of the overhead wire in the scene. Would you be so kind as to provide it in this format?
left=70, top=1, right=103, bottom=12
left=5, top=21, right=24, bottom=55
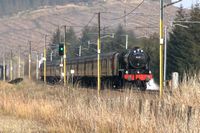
left=86, top=13, right=97, bottom=27
left=103, top=0, right=145, bottom=20
left=0, top=5, right=99, bottom=59
left=101, top=1, right=160, bottom=32
left=73, top=13, right=97, bottom=35
left=1, top=0, right=148, bottom=58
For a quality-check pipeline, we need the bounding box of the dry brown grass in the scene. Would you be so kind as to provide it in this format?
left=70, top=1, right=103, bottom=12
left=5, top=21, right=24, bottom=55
left=166, top=76, right=200, bottom=107
left=0, top=77, right=199, bottom=132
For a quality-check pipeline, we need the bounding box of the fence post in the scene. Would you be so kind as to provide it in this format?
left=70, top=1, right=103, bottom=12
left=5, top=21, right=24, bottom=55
left=145, top=99, right=150, bottom=116
left=139, top=99, right=143, bottom=114
left=172, top=72, right=179, bottom=89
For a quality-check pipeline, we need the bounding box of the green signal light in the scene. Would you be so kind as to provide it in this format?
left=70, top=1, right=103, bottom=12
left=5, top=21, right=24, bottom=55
left=59, top=43, right=64, bottom=56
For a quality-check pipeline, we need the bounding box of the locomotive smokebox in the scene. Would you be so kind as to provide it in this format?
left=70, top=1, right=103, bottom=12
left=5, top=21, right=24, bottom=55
left=124, top=47, right=149, bottom=69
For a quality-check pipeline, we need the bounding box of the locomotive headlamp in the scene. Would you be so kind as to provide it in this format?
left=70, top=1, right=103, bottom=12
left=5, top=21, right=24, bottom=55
left=71, top=69, right=75, bottom=74
left=137, top=71, right=140, bottom=74
left=134, top=50, right=136, bottom=53
left=126, top=71, right=128, bottom=74
left=141, top=50, right=143, bottom=53
left=149, top=71, right=152, bottom=74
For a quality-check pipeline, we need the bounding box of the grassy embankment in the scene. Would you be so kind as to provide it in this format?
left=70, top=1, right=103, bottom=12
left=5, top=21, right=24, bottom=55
left=0, top=77, right=199, bottom=132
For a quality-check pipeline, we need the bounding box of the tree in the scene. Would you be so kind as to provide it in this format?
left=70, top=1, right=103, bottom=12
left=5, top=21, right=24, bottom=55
left=79, top=26, right=98, bottom=56
left=47, top=27, right=61, bottom=61
left=48, top=26, right=79, bottom=60
left=167, top=6, right=190, bottom=79
left=188, top=4, right=200, bottom=72
left=167, top=5, right=200, bottom=79
left=110, top=25, right=126, bottom=52
left=65, top=27, right=79, bottom=58
left=102, top=25, right=138, bottom=53
left=141, top=34, right=159, bottom=82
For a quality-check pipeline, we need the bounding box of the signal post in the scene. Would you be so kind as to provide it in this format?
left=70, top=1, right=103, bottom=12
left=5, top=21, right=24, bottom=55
left=58, top=43, right=64, bottom=81
left=10, top=50, right=13, bottom=80
left=36, top=52, right=39, bottom=80
left=29, top=41, right=32, bottom=80
left=63, top=26, right=67, bottom=86
left=97, top=12, right=101, bottom=96
left=3, top=52, right=6, bottom=81
left=160, top=0, right=164, bottom=98
left=160, top=0, right=182, bottom=98
left=44, top=35, right=47, bottom=84
left=18, top=45, right=21, bottom=78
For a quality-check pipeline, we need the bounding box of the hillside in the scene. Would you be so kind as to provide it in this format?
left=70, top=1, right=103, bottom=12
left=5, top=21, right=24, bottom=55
left=0, top=0, right=172, bottom=17
left=0, top=0, right=93, bottom=17
left=0, top=0, right=177, bottom=58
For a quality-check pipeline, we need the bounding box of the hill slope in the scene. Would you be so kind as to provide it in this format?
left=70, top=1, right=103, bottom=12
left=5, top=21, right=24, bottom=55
left=0, top=0, right=172, bottom=17
left=0, top=0, right=177, bottom=57
left=0, top=0, right=94, bottom=17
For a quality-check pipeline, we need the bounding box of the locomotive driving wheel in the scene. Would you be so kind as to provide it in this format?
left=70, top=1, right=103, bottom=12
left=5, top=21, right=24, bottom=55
left=112, top=77, right=123, bottom=89
left=135, top=81, right=147, bottom=91
left=140, top=81, right=147, bottom=91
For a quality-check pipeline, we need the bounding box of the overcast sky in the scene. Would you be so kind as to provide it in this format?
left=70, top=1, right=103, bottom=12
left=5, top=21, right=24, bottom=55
left=173, top=0, right=197, bottom=8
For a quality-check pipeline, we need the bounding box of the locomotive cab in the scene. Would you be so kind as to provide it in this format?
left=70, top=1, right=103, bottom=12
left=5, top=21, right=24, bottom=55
left=118, top=47, right=153, bottom=90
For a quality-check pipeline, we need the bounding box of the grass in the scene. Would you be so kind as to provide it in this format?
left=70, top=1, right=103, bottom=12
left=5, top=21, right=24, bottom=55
left=0, top=78, right=199, bottom=132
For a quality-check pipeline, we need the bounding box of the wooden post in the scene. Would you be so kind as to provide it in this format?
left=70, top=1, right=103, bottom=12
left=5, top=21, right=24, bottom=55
left=172, top=72, right=179, bottom=89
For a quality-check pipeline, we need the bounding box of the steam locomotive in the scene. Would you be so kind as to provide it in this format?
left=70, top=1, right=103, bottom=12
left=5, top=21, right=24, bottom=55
left=40, top=47, right=153, bottom=90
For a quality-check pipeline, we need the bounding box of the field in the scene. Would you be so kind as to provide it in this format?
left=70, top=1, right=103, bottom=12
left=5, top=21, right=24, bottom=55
left=0, top=77, right=199, bottom=132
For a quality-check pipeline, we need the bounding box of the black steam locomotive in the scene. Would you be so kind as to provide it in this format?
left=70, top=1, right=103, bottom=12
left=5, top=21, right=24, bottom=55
left=40, top=47, right=153, bottom=90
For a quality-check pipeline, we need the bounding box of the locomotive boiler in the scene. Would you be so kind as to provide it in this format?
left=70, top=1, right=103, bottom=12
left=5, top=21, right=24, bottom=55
left=40, top=47, right=153, bottom=90
left=117, top=47, right=152, bottom=90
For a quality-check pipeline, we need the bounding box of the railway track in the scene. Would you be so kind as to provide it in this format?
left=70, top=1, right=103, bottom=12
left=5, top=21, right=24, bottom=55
left=37, top=80, right=168, bottom=97
left=41, top=80, right=159, bottom=91
left=115, top=88, right=159, bottom=94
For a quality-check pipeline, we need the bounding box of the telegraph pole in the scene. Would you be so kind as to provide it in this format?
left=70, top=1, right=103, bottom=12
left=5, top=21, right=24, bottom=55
left=18, top=45, right=21, bottom=78
left=58, top=25, right=63, bottom=81
left=164, top=26, right=167, bottom=88
left=124, top=0, right=127, bottom=29
left=97, top=12, right=101, bottom=96
left=10, top=50, right=13, bottom=80
left=64, top=26, right=67, bottom=86
left=162, top=0, right=182, bottom=90
left=60, top=57, right=63, bottom=80
left=22, top=59, right=25, bottom=78
left=124, top=0, right=128, bottom=50
left=79, top=45, right=82, bottom=57
left=28, top=41, right=32, bottom=79
left=125, top=35, right=128, bottom=50
left=36, top=52, right=39, bottom=80
left=44, top=35, right=47, bottom=84
left=3, top=52, right=6, bottom=81
left=160, top=0, right=164, bottom=97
